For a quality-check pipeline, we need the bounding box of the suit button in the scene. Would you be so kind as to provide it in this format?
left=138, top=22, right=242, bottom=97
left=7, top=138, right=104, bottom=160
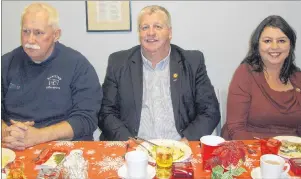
left=134, top=129, right=138, bottom=133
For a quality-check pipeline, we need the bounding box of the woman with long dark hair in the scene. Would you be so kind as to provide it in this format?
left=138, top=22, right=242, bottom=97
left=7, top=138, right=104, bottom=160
left=222, top=15, right=301, bottom=140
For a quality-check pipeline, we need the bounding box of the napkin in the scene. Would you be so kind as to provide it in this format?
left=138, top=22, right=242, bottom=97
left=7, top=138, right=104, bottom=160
left=35, top=152, right=66, bottom=170
left=172, top=162, right=194, bottom=178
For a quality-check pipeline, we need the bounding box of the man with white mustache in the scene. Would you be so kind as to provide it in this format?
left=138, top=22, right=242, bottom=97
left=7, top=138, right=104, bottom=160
left=24, top=43, right=41, bottom=50
left=99, top=5, right=220, bottom=142
left=1, top=2, right=102, bottom=150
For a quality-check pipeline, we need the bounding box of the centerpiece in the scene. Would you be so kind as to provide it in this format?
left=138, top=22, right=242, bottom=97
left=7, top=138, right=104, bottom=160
left=205, top=141, right=254, bottom=179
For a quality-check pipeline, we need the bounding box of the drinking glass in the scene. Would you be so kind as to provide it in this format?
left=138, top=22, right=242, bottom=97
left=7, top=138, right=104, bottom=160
left=156, top=146, right=173, bottom=179
left=260, top=138, right=281, bottom=155
left=7, top=160, right=25, bottom=179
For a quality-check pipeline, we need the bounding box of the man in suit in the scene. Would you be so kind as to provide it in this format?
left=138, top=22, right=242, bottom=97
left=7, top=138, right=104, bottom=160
left=99, top=5, right=220, bottom=141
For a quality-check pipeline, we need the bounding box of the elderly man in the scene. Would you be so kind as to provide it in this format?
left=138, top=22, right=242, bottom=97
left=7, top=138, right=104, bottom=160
left=99, top=5, right=220, bottom=141
left=1, top=2, right=102, bottom=150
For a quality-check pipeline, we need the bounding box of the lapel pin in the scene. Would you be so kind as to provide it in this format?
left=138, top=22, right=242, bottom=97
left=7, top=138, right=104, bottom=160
left=173, top=73, right=178, bottom=81
left=173, top=73, right=178, bottom=79
left=296, top=88, right=300, bottom=92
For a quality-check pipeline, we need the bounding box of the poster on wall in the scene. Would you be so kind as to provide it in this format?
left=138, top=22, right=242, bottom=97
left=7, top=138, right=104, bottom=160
left=85, top=1, right=132, bottom=32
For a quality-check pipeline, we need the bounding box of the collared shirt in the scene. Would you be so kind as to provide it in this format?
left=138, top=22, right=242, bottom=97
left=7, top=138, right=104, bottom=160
left=138, top=48, right=181, bottom=140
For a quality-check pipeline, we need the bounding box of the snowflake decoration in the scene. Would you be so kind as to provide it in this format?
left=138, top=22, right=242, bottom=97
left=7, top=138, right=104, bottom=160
left=196, top=154, right=202, bottom=157
left=190, top=157, right=202, bottom=165
left=86, top=150, right=95, bottom=155
left=243, top=156, right=256, bottom=169
left=251, top=153, right=258, bottom=157
left=34, top=149, right=43, bottom=155
left=19, top=156, right=25, bottom=159
left=104, top=141, right=126, bottom=148
left=94, top=156, right=124, bottom=173
left=54, top=141, right=77, bottom=147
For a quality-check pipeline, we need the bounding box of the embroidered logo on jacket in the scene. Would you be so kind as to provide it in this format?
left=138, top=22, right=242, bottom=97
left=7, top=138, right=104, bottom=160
left=8, top=83, right=21, bottom=90
left=46, top=75, right=62, bottom=89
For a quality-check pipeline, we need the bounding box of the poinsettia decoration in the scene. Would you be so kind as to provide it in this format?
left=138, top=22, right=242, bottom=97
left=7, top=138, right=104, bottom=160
left=212, top=165, right=246, bottom=179
left=206, top=141, right=252, bottom=179
left=206, top=141, right=254, bottom=170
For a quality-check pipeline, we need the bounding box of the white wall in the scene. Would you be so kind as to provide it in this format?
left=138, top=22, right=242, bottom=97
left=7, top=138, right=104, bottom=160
left=2, top=1, right=301, bottom=91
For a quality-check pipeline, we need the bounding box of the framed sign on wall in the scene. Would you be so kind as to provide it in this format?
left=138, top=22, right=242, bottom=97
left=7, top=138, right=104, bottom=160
left=85, top=1, right=132, bottom=32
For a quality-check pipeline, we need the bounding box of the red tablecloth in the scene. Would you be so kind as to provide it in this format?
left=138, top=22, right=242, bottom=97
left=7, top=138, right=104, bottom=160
left=6, top=140, right=298, bottom=178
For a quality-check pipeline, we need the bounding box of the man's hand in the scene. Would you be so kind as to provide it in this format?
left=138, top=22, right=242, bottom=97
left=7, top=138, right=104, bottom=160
left=22, top=125, right=43, bottom=148
left=3, top=120, right=74, bottom=150
left=10, top=119, right=35, bottom=127
left=3, top=126, right=41, bottom=150
left=2, top=120, right=35, bottom=150
left=7, top=120, right=35, bottom=140
left=180, top=137, right=189, bottom=146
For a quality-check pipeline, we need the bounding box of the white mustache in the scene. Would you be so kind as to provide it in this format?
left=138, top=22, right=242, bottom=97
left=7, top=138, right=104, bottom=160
left=24, top=43, right=41, bottom=50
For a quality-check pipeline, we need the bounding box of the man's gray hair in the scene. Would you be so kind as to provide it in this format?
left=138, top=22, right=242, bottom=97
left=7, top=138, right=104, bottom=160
left=137, top=5, right=172, bottom=30
left=21, top=2, right=60, bottom=29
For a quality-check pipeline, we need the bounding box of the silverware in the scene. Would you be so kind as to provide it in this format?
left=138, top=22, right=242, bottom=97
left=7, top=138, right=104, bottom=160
left=134, top=136, right=159, bottom=147
left=123, top=143, right=129, bottom=160
left=32, top=147, right=48, bottom=162
left=247, top=147, right=257, bottom=154
left=244, top=144, right=257, bottom=154
left=128, top=137, right=155, bottom=159
left=134, top=136, right=171, bottom=149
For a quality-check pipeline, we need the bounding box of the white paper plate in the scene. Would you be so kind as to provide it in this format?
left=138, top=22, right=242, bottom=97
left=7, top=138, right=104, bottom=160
left=251, top=167, right=291, bottom=179
left=136, top=139, right=192, bottom=163
left=1, top=148, right=16, bottom=168
left=274, top=136, right=301, bottom=143
left=273, top=136, right=301, bottom=159
left=118, top=164, right=155, bottom=179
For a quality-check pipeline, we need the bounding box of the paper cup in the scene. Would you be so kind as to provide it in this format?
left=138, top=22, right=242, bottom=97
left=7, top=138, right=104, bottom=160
left=125, top=150, right=148, bottom=179
left=200, top=135, right=225, bottom=169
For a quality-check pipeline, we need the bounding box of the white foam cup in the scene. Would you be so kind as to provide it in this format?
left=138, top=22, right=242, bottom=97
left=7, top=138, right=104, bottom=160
left=125, top=150, right=148, bottom=179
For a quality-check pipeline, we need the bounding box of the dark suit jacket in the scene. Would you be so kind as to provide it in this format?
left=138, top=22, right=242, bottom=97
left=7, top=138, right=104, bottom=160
left=99, top=44, right=220, bottom=141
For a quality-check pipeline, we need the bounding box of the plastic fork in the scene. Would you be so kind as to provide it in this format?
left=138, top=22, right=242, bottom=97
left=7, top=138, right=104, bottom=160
left=128, top=137, right=155, bottom=159
left=134, top=136, right=159, bottom=147
left=123, top=143, right=129, bottom=160
left=32, top=147, right=48, bottom=162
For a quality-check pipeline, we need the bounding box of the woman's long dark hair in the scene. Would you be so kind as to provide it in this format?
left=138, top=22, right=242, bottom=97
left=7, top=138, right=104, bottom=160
left=242, top=15, right=299, bottom=84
